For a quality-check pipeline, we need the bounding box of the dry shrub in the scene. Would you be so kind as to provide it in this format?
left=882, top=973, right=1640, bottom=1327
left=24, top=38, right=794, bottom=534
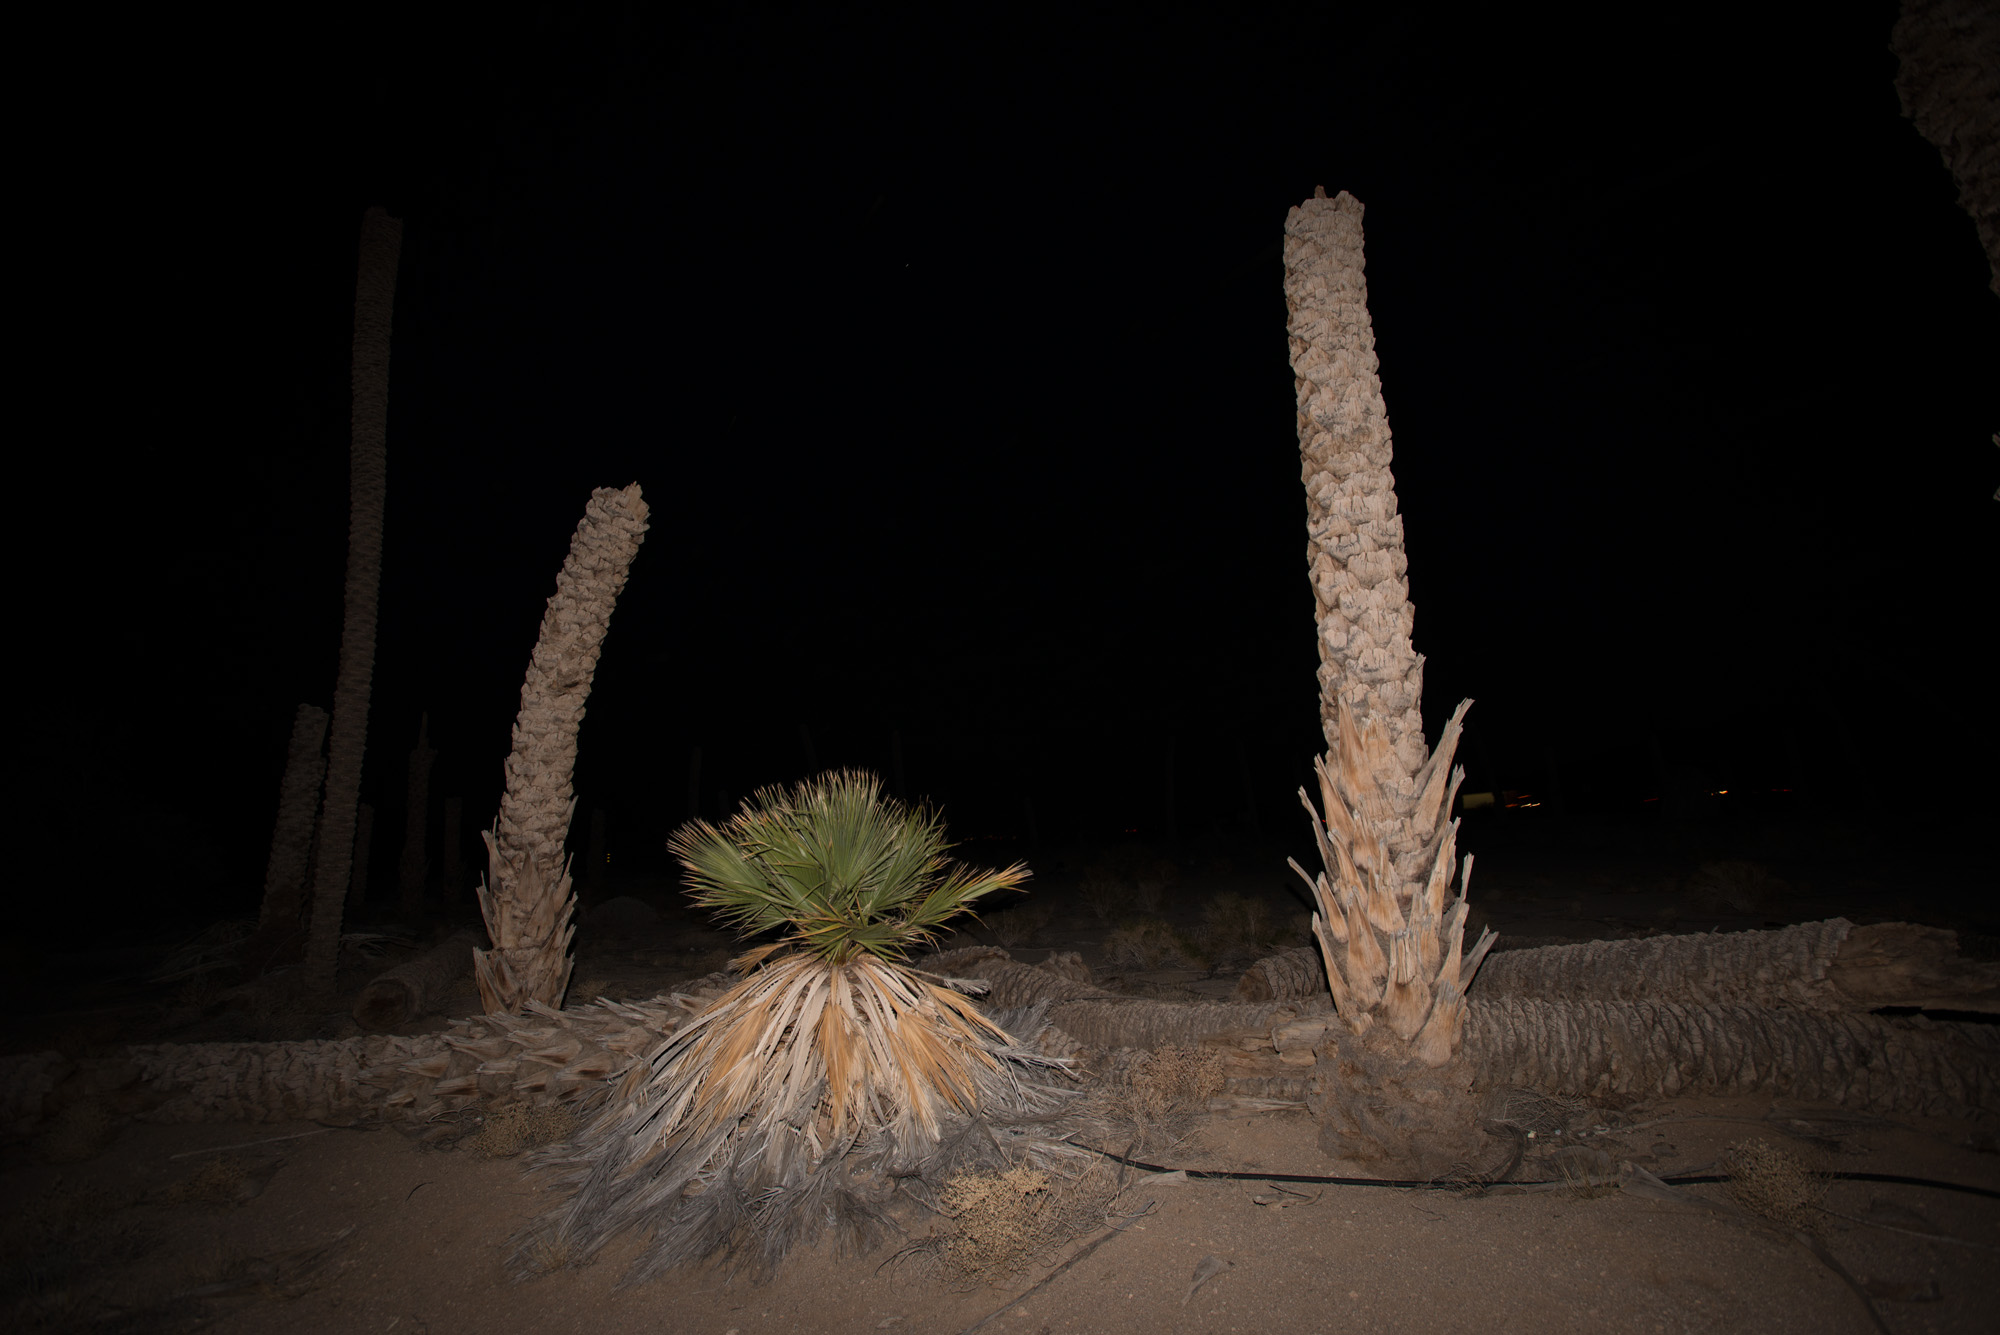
left=1686, top=860, right=1789, bottom=915
left=1080, top=874, right=1133, bottom=924
left=467, top=1102, right=578, bottom=1157
left=1129, top=875, right=1164, bottom=915
left=987, top=901, right=1054, bottom=947
left=1723, top=1138, right=1828, bottom=1229
left=936, top=1159, right=1118, bottom=1286
left=154, top=1157, right=255, bottom=1208
left=1086, top=1045, right=1227, bottom=1152
left=1104, top=919, right=1205, bottom=971
left=1200, top=893, right=1272, bottom=956
left=1126, top=1045, right=1226, bottom=1120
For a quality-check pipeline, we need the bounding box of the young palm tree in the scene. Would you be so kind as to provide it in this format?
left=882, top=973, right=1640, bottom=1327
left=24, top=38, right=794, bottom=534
left=517, top=770, right=1068, bottom=1283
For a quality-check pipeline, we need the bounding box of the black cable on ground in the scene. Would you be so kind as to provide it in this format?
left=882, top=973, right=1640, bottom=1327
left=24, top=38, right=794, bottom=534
left=1080, top=1146, right=2000, bottom=1201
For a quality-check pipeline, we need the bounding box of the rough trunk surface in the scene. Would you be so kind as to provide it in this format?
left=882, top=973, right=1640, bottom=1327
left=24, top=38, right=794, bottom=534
left=1459, top=996, right=1999, bottom=1118
left=1893, top=0, right=2000, bottom=297
left=352, top=929, right=481, bottom=1032
left=302, top=207, right=401, bottom=994
left=256, top=704, right=328, bottom=935
left=1474, top=919, right=2000, bottom=1013
left=1285, top=188, right=1487, bottom=1066
left=1235, top=945, right=1325, bottom=1002
left=475, top=483, right=650, bottom=1014
left=7, top=956, right=1993, bottom=1140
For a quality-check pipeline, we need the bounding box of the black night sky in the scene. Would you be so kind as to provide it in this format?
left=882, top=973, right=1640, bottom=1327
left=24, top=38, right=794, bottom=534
left=30, top=4, right=1995, bottom=945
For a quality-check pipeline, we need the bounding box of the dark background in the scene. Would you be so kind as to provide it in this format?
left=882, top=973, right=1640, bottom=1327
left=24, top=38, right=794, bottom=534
left=27, top=3, right=1995, bottom=942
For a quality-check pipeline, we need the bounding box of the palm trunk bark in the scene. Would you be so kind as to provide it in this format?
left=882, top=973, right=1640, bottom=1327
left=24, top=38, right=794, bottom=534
left=21, top=957, right=1987, bottom=1135
left=1285, top=187, right=1485, bottom=1064
left=1893, top=0, right=2000, bottom=297
left=302, top=207, right=401, bottom=994
left=245, top=703, right=328, bottom=969
left=351, top=928, right=479, bottom=1032
left=474, top=484, right=650, bottom=1013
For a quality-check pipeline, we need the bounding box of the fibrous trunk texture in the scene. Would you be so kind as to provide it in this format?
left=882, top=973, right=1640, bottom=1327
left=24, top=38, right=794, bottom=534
left=475, top=484, right=650, bottom=1014
left=1474, top=919, right=2000, bottom=1013
left=1286, top=187, right=1488, bottom=1065
left=257, top=703, right=328, bottom=934
left=351, top=929, right=480, bottom=1032
left=1893, top=0, right=2000, bottom=297
left=8, top=938, right=1994, bottom=1142
left=303, top=206, right=401, bottom=994
left=1458, top=996, right=1999, bottom=1117
left=397, top=714, right=437, bottom=914
left=8, top=979, right=737, bottom=1131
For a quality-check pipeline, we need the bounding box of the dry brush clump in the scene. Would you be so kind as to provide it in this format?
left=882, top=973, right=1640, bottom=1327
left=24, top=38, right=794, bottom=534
left=1723, top=1137, right=1830, bottom=1230
left=931, top=1158, right=1121, bottom=1288
left=1104, top=919, right=1207, bottom=972
left=986, top=900, right=1054, bottom=947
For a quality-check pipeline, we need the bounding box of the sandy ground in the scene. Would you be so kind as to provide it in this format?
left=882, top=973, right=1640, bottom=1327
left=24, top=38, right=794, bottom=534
left=6, top=1090, right=1997, bottom=1334
left=8, top=830, right=1998, bottom=1333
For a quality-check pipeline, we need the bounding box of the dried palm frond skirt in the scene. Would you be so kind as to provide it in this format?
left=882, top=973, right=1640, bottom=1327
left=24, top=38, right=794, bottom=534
left=510, top=953, right=1080, bottom=1285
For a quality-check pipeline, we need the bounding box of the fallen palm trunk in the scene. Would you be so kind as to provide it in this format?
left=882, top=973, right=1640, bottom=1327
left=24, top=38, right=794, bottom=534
left=351, top=929, right=482, bottom=1032
left=8, top=949, right=1995, bottom=1137
left=1241, top=920, right=2000, bottom=1014
left=1, top=976, right=736, bottom=1134
left=1474, top=919, right=2000, bottom=1013
left=1461, top=995, right=2000, bottom=1115
left=928, top=949, right=2000, bottom=1120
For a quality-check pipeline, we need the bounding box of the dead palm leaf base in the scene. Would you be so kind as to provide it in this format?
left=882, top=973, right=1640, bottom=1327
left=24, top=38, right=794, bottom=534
left=513, top=953, right=1078, bottom=1286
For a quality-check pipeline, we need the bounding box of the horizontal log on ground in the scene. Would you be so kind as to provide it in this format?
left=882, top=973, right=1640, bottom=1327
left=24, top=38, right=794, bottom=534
left=1241, top=921, right=2000, bottom=1013
left=352, top=929, right=481, bottom=1032
left=1464, top=996, right=2000, bottom=1119
left=1473, top=920, right=2000, bottom=1013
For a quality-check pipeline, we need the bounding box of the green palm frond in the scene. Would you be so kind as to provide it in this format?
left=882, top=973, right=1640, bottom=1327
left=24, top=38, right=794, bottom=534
left=668, top=769, right=1027, bottom=963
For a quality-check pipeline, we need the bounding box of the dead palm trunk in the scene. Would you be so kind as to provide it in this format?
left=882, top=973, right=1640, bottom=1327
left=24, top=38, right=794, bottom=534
left=244, top=703, right=328, bottom=969
left=474, top=484, right=650, bottom=1014
left=1284, top=188, right=1487, bottom=1068
left=303, top=207, right=402, bottom=994
left=1893, top=0, right=2000, bottom=297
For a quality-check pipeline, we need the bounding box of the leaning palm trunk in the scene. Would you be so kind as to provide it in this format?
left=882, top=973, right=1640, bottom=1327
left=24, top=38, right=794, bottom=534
left=244, top=703, right=328, bottom=970
left=1892, top=0, right=2000, bottom=298
left=474, top=483, right=650, bottom=1014
left=303, top=208, right=401, bottom=994
left=1285, top=187, right=1489, bottom=1066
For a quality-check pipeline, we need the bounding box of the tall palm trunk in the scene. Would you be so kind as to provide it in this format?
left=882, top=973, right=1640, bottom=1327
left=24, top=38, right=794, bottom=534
left=474, top=484, right=649, bottom=1014
left=254, top=703, right=328, bottom=933
left=1284, top=188, right=1488, bottom=1067
left=1893, top=0, right=2000, bottom=297
left=302, top=207, right=402, bottom=994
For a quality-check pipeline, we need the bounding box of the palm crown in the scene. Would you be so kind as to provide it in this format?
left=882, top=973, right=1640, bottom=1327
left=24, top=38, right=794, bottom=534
left=669, top=769, right=1028, bottom=963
